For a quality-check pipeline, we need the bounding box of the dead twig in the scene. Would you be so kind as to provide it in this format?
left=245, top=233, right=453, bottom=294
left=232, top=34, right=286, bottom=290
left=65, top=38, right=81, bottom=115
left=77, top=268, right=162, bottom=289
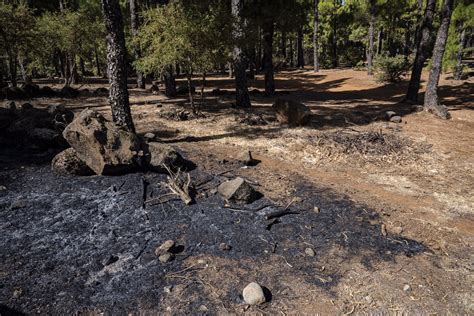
left=162, top=164, right=193, bottom=205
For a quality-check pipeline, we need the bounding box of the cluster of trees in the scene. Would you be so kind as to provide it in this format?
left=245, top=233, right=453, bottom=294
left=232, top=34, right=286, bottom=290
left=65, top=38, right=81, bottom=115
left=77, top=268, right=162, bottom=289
left=0, top=0, right=472, bottom=122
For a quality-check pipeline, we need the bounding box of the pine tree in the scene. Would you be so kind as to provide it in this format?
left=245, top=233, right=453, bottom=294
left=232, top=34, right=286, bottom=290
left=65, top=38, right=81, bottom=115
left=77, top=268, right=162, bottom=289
left=101, top=0, right=136, bottom=132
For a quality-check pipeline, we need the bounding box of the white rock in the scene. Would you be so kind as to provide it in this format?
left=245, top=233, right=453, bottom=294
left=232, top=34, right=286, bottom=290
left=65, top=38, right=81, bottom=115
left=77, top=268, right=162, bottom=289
left=243, top=282, right=266, bottom=305
left=305, top=248, right=316, bottom=257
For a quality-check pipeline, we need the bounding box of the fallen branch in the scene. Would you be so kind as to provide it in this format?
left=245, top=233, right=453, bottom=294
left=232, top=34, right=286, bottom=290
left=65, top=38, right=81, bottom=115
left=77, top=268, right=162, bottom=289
left=162, top=164, right=193, bottom=205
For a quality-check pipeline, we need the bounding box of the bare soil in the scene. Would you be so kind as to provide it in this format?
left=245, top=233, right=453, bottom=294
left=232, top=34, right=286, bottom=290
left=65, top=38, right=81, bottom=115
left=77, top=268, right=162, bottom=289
left=1, top=68, right=473, bottom=314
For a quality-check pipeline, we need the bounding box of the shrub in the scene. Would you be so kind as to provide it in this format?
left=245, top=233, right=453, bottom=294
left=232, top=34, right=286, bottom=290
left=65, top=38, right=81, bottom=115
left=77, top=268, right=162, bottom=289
left=374, top=54, right=411, bottom=83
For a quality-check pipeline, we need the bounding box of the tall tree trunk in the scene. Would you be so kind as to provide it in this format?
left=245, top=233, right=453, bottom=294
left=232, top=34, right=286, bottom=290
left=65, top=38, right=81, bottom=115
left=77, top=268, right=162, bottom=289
left=80, top=57, right=86, bottom=75
left=164, top=66, right=177, bottom=97
left=406, top=0, right=436, bottom=103
left=232, top=0, right=251, bottom=108
left=257, top=27, right=262, bottom=71
left=289, top=36, right=294, bottom=67
left=423, top=0, right=454, bottom=119
left=331, top=3, right=338, bottom=68
left=453, top=27, right=466, bottom=80
left=367, top=0, right=376, bottom=75
left=313, top=0, right=319, bottom=72
left=297, top=27, right=304, bottom=69
left=101, top=0, right=135, bottom=132
left=262, top=17, right=275, bottom=96
left=130, top=0, right=145, bottom=89
left=186, top=73, right=195, bottom=113
left=94, top=46, right=101, bottom=76
left=376, top=28, right=382, bottom=55
left=281, top=31, right=287, bottom=66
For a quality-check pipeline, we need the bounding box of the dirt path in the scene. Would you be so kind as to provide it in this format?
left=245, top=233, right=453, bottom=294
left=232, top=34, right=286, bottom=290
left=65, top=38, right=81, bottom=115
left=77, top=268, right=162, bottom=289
left=2, top=68, right=473, bottom=314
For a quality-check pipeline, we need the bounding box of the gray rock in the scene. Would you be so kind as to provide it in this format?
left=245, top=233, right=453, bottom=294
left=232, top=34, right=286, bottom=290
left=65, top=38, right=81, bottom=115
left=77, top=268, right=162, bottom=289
left=144, top=132, right=156, bottom=141
left=51, top=148, right=94, bottom=176
left=155, top=240, right=175, bottom=256
left=403, top=284, right=411, bottom=291
left=305, top=247, right=316, bottom=257
left=272, top=98, right=311, bottom=126
left=218, top=177, right=259, bottom=204
left=145, top=142, right=183, bottom=172
left=63, top=109, right=144, bottom=175
left=159, top=253, right=174, bottom=263
left=219, top=243, right=232, bottom=251
left=390, top=116, right=402, bottom=123
left=10, top=199, right=27, bottom=210
left=242, top=282, right=266, bottom=305
left=385, top=111, right=397, bottom=120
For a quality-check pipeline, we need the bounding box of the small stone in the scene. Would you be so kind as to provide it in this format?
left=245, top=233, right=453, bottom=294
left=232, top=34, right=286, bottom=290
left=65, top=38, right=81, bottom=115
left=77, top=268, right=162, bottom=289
left=13, top=288, right=22, bottom=298
left=219, top=243, right=232, bottom=251
left=390, top=116, right=402, bottom=123
left=313, top=206, right=320, bottom=213
left=243, top=282, right=266, bottom=305
left=163, top=286, right=173, bottom=294
left=159, top=253, right=174, bottom=263
left=144, top=132, right=156, bottom=140
left=305, top=247, right=316, bottom=257
left=0, top=185, right=6, bottom=191
left=235, top=150, right=257, bottom=166
left=10, top=200, right=26, bottom=210
left=155, top=240, right=175, bottom=256
left=381, top=224, right=387, bottom=236
left=198, top=305, right=208, bottom=312
left=385, top=111, right=397, bottom=120
left=403, top=284, right=411, bottom=292
left=393, top=226, right=404, bottom=234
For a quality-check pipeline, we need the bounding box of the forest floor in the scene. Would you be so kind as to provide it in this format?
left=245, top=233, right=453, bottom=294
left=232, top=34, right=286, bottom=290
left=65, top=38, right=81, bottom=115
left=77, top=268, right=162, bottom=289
left=1, top=68, right=473, bottom=314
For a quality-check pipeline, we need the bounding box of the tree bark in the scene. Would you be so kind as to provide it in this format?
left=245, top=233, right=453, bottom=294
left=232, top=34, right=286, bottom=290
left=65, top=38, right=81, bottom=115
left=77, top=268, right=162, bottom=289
left=94, top=46, right=101, bottom=76
left=367, top=0, right=376, bottom=75
left=232, top=0, right=251, bottom=108
left=289, top=36, right=294, bottom=67
left=313, top=0, right=319, bottom=72
left=8, top=54, right=17, bottom=87
left=331, top=3, right=338, bottom=68
left=101, top=0, right=135, bottom=132
left=130, top=0, right=145, bottom=89
left=186, top=73, right=195, bottom=113
left=423, top=0, right=454, bottom=119
left=297, top=27, right=304, bottom=69
left=406, top=0, right=436, bottom=103
left=376, top=28, right=382, bottom=55
left=453, top=28, right=466, bottom=80
left=262, top=17, right=275, bottom=96
left=164, top=66, right=177, bottom=97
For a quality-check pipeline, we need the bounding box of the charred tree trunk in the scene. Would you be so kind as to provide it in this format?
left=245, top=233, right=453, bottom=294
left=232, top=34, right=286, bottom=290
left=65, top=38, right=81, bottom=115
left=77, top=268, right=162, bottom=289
left=262, top=17, right=275, bottom=96
left=423, top=0, right=454, bottom=119
left=453, top=28, right=467, bottom=80
left=130, top=0, right=145, bottom=89
left=313, top=0, right=319, bottom=72
left=297, top=27, right=304, bottom=69
left=101, top=0, right=135, bottom=132
left=367, top=0, right=376, bottom=75
left=232, top=0, right=251, bottom=108
left=406, top=0, right=436, bottom=103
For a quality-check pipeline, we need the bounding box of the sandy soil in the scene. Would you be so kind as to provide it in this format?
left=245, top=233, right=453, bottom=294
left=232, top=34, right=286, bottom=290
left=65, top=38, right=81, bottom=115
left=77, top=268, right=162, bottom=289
left=6, top=68, right=474, bottom=314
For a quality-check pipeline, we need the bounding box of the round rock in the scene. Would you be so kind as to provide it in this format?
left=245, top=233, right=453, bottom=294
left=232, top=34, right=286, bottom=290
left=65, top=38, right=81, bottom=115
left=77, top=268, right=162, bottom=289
left=243, top=282, right=266, bottom=305
left=155, top=240, right=175, bottom=256
left=159, top=253, right=174, bottom=263
left=305, top=247, right=316, bottom=257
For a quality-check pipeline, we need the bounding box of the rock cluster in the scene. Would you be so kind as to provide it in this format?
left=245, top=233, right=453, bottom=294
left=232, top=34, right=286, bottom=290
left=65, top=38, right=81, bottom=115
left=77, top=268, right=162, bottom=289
left=53, top=109, right=184, bottom=176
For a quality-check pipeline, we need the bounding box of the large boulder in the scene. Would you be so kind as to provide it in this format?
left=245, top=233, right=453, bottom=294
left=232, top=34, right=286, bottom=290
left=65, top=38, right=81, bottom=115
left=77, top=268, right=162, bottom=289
left=145, top=142, right=184, bottom=172
left=272, top=98, right=311, bottom=126
left=51, top=148, right=94, bottom=176
left=63, top=109, right=144, bottom=175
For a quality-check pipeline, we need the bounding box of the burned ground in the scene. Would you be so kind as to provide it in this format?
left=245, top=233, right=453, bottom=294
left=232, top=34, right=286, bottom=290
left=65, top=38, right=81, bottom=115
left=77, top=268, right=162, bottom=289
left=1, top=69, right=473, bottom=314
